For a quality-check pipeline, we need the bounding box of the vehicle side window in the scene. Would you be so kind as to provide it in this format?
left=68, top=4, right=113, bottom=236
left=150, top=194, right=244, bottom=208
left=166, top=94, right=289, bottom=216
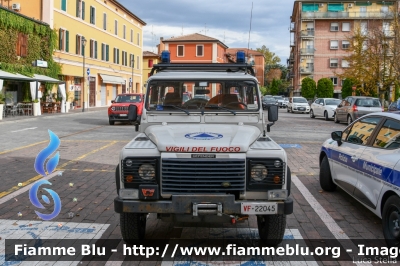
left=372, top=119, right=400, bottom=149
left=314, top=99, right=320, bottom=104
left=343, top=117, right=382, bottom=145
left=339, top=100, right=346, bottom=107
left=345, top=100, right=351, bottom=106
left=347, top=97, right=353, bottom=104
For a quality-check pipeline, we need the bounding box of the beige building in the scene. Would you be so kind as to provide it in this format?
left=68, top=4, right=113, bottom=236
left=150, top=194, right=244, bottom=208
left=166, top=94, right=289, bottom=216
left=142, top=51, right=159, bottom=92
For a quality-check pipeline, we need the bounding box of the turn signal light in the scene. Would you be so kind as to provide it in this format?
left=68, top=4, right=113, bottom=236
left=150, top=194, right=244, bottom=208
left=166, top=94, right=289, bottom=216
left=126, top=175, right=133, bottom=183
left=142, top=189, right=155, bottom=197
left=273, top=175, right=281, bottom=184
left=352, top=105, right=358, bottom=112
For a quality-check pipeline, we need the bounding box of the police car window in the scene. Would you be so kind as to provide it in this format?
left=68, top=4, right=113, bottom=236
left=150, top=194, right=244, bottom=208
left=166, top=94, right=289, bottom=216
left=372, top=119, right=400, bottom=149
left=344, top=117, right=382, bottom=145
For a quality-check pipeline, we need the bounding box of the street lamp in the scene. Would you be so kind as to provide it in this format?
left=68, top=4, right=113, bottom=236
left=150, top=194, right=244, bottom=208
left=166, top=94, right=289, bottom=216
left=81, top=36, right=87, bottom=112
left=131, top=57, right=135, bottom=93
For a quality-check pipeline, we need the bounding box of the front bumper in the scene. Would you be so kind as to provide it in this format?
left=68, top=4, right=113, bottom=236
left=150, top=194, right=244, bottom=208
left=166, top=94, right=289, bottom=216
left=292, top=106, right=310, bottom=112
left=114, top=194, right=293, bottom=215
left=109, top=114, right=141, bottom=123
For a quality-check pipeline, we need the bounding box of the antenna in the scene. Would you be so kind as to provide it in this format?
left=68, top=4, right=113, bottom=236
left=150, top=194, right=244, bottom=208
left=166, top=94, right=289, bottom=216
left=247, top=2, right=253, bottom=58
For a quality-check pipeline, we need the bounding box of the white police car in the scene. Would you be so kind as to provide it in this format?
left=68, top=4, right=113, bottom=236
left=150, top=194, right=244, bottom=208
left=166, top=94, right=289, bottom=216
left=319, top=112, right=400, bottom=247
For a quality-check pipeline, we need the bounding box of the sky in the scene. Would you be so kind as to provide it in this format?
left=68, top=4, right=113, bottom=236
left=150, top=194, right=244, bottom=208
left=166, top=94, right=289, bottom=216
left=119, top=0, right=294, bottom=64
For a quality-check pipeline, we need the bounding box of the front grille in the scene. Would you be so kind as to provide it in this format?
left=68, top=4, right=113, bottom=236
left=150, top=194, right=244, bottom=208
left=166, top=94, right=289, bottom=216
left=121, top=157, right=159, bottom=188
left=161, top=158, right=245, bottom=194
left=247, top=159, right=286, bottom=191
left=115, top=106, right=128, bottom=111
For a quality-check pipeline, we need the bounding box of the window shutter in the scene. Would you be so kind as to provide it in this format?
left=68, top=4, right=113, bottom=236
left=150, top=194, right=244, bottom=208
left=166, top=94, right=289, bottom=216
left=82, top=38, right=85, bottom=56
left=59, top=29, right=63, bottom=50
left=95, top=41, right=97, bottom=59
left=21, top=34, right=27, bottom=57
left=82, top=1, right=85, bottom=20
left=117, top=49, right=120, bottom=64
left=90, top=40, right=93, bottom=58
left=103, top=13, right=106, bottom=30
left=101, top=44, right=104, bottom=60
left=61, top=0, right=67, bottom=11
left=66, top=30, right=69, bottom=52
left=76, top=35, right=79, bottom=54
left=76, top=0, right=80, bottom=17
left=106, top=45, right=109, bottom=61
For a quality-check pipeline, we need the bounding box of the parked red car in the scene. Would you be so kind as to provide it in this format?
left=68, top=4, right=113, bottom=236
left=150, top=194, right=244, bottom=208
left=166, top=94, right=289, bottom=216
left=108, top=93, right=144, bottom=125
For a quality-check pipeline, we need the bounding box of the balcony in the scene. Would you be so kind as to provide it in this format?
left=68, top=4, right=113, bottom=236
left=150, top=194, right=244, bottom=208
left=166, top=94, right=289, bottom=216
left=290, top=41, right=296, bottom=47
left=301, top=30, right=314, bottom=38
left=300, top=67, right=314, bottom=74
left=301, top=11, right=394, bottom=20
left=300, top=48, right=315, bottom=55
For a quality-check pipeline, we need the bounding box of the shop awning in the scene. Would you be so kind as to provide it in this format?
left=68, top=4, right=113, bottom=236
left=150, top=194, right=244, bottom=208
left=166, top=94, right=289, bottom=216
left=0, top=70, right=34, bottom=81
left=33, top=74, right=63, bottom=84
left=99, top=74, right=125, bottom=85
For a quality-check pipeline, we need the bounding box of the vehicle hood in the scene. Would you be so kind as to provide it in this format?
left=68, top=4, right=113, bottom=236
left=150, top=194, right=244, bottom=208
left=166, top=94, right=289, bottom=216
left=293, top=103, right=309, bottom=106
left=111, top=102, right=141, bottom=106
left=145, top=124, right=261, bottom=152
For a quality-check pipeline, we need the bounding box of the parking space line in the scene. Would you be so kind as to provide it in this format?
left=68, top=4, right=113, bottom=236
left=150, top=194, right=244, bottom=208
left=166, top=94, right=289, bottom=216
left=292, top=174, right=372, bottom=266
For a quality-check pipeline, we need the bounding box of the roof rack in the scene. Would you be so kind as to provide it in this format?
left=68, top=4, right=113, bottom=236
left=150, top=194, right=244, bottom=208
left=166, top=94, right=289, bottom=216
left=149, top=63, right=255, bottom=77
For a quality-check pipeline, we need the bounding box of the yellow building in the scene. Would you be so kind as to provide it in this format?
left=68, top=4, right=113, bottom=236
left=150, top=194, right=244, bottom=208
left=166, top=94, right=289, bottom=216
left=142, top=51, right=159, bottom=92
left=9, top=0, right=146, bottom=107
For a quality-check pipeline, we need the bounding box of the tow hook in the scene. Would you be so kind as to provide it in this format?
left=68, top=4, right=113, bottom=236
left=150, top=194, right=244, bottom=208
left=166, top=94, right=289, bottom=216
left=230, top=215, right=249, bottom=224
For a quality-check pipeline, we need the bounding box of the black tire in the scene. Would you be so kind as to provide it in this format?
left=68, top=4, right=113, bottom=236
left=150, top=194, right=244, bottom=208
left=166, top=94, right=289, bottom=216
left=324, top=111, right=329, bottom=121
left=334, top=113, right=340, bottom=123
left=120, top=213, right=147, bottom=243
left=320, top=156, right=336, bottom=192
left=382, top=195, right=400, bottom=248
left=257, top=214, right=286, bottom=246
left=347, top=115, right=353, bottom=125
left=287, top=107, right=290, bottom=112
left=109, top=118, right=115, bottom=125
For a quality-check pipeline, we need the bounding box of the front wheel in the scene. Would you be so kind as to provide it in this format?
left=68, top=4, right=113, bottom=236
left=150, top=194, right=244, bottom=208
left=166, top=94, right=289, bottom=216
left=257, top=214, right=286, bottom=246
left=120, top=213, right=147, bottom=243
left=287, top=107, right=290, bottom=113
left=347, top=115, right=353, bottom=125
left=109, top=118, right=115, bottom=125
left=382, top=196, right=400, bottom=248
left=324, top=111, right=329, bottom=121
left=320, top=156, right=336, bottom=192
left=334, top=114, right=340, bottom=123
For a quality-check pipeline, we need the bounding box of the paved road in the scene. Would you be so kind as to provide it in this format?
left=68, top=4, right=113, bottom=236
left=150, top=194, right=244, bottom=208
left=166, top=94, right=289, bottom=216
left=0, top=108, right=384, bottom=265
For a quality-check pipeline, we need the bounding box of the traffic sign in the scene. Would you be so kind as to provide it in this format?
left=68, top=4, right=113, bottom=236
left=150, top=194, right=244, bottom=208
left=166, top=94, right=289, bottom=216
left=129, top=77, right=132, bottom=82
left=87, top=68, right=90, bottom=75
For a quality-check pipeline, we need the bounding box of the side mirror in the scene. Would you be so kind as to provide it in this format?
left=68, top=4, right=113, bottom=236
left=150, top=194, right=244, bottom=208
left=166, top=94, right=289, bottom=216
left=268, top=105, right=279, bottom=122
left=111, top=100, right=115, bottom=103
left=331, top=131, right=342, bottom=146
left=128, top=104, right=138, bottom=122
left=338, top=104, right=342, bottom=108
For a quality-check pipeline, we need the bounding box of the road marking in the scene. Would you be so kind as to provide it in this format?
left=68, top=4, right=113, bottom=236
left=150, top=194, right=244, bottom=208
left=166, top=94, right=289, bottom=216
left=291, top=174, right=372, bottom=266
left=0, top=141, right=117, bottom=199
left=10, top=127, right=37, bottom=133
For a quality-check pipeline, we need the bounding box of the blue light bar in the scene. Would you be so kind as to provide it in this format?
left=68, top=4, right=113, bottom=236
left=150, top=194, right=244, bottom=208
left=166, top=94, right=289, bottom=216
left=161, top=50, right=170, bottom=63
left=236, top=50, right=246, bottom=64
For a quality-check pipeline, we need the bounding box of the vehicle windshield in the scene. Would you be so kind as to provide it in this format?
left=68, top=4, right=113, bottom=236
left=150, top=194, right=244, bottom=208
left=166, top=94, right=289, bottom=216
left=264, top=98, right=276, bottom=103
left=355, top=99, right=381, bottom=107
left=273, top=96, right=283, bottom=100
left=146, top=80, right=259, bottom=112
left=293, top=98, right=307, bottom=103
left=115, top=95, right=141, bottom=103
left=325, top=99, right=341, bottom=106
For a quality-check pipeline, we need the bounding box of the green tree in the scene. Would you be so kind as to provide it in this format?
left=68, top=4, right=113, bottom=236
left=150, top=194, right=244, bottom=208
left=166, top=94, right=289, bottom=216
left=270, top=79, right=280, bottom=95
left=317, top=78, right=334, bottom=98
left=256, top=45, right=281, bottom=65
left=341, top=78, right=357, bottom=99
left=301, top=77, right=316, bottom=99
left=259, top=86, right=268, bottom=96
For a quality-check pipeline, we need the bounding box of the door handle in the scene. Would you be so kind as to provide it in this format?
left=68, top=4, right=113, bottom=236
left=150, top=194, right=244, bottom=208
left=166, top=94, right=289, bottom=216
left=351, top=156, right=358, bottom=162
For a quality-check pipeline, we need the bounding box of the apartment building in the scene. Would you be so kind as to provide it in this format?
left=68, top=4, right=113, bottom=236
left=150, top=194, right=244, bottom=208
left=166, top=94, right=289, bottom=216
left=142, top=51, right=159, bottom=91
left=289, top=0, right=399, bottom=98
left=9, top=0, right=146, bottom=107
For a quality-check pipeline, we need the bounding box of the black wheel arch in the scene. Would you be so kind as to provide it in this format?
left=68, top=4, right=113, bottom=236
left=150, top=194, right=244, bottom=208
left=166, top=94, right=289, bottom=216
left=319, top=151, right=328, bottom=165
left=115, top=164, right=120, bottom=195
left=381, top=190, right=399, bottom=216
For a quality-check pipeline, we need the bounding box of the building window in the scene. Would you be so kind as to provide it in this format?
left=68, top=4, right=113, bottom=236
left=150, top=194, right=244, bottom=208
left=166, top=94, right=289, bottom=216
left=342, top=22, right=350, bottom=31
left=330, top=40, right=339, bottom=49
left=342, top=59, right=349, bottom=68
left=148, top=59, right=153, bottom=67
left=383, top=21, right=391, bottom=36
left=137, top=55, right=139, bottom=69
left=330, top=77, right=338, bottom=86
left=16, top=33, right=28, bottom=57
left=361, top=21, right=368, bottom=35
left=196, top=45, right=204, bottom=56
left=76, top=35, right=85, bottom=55
left=342, top=40, right=350, bottom=49
left=101, top=43, right=109, bottom=61
left=330, top=58, right=338, bottom=68
left=61, top=0, right=67, bottom=11
left=129, top=54, right=134, bottom=67
left=114, top=20, right=118, bottom=35
left=113, top=48, right=120, bottom=64
left=76, top=0, right=85, bottom=19
left=121, top=51, right=128, bottom=66
left=123, top=25, right=126, bottom=39
left=90, top=39, right=97, bottom=59
left=103, top=13, right=107, bottom=30
left=177, top=45, right=184, bottom=57
left=330, top=22, right=339, bottom=31
left=90, top=6, right=95, bottom=24
left=381, top=6, right=389, bottom=13
left=130, top=29, right=133, bottom=42
left=58, top=29, right=69, bottom=52
left=137, top=33, right=140, bottom=45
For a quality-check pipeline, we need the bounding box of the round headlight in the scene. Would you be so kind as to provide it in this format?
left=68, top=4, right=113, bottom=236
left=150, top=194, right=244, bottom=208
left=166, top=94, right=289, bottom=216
left=274, top=160, right=281, bottom=168
left=125, top=159, right=133, bottom=167
left=251, top=164, right=268, bottom=181
left=138, top=164, right=155, bottom=180
left=111, top=107, right=115, bottom=111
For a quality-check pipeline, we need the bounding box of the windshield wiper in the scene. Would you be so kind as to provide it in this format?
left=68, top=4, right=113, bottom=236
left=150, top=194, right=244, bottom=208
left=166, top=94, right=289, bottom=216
left=204, top=104, right=236, bottom=115
left=161, top=105, right=190, bottom=115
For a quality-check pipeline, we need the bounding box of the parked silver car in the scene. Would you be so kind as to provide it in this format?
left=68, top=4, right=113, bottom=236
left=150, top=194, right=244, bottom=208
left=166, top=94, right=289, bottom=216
left=334, top=96, right=383, bottom=124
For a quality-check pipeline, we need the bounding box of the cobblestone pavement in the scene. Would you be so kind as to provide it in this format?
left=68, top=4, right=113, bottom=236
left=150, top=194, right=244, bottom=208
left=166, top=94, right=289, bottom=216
left=0, top=109, right=385, bottom=265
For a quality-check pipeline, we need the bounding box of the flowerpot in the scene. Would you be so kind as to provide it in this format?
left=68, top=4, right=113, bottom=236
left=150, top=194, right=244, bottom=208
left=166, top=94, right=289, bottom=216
left=0, top=104, right=3, bottom=120
left=33, top=102, right=40, bottom=116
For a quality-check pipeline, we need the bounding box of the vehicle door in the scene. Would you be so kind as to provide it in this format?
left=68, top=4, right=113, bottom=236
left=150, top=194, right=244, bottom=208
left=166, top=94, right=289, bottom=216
left=336, top=99, right=347, bottom=121
left=355, top=117, right=399, bottom=210
left=317, top=99, right=326, bottom=116
left=330, top=117, right=381, bottom=195
left=313, top=99, right=322, bottom=116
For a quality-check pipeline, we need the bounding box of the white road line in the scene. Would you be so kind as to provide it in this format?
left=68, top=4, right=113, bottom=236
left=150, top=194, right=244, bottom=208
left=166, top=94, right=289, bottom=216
left=11, top=127, right=37, bottom=133
left=0, top=171, right=59, bottom=206
left=292, top=174, right=372, bottom=266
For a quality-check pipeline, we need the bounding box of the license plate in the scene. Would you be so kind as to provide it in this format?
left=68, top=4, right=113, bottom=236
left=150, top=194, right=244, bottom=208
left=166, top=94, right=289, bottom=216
left=119, top=114, right=127, bottom=117
left=241, top=202, right=277, bottom=214
left=299, top=107, right=305, bottom=111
